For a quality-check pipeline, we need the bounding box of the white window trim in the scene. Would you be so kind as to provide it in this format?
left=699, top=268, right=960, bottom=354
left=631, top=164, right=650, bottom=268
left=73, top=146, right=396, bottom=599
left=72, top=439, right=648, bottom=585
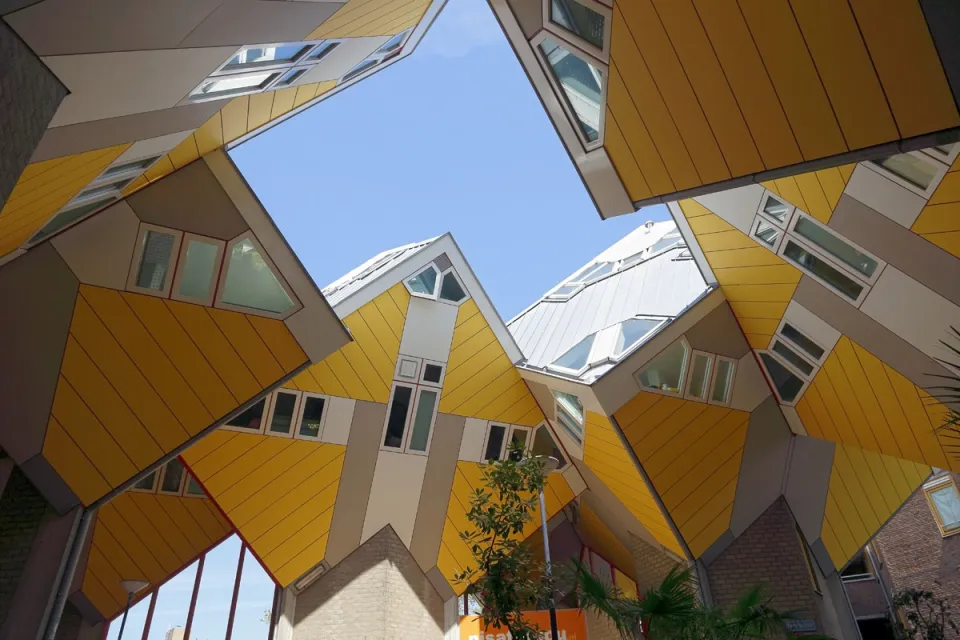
left=633, top=337, right=692, bottom=399
left=222, top=395, right=273, bottom=435
left=613, top=316, right=668, bottom=360
left=381, top=382, right=417, bottom=453
left=129, top=469, right=160, bottom=494
left=404, top=386, right=441, bottom=456
left=481, top=422, right=510, bottom=462
left=545, top=282, right=585, bottom=301
left=531, top=29, right=608, bottom=153
left=403, top=264, right=441, bottom=300
left=157, top=460, right=188, bottom=497
left=215, top=231, right=302, bottom=319
left=395, top=355, right=422, bottom=382
left=774, top=318, right=829, bottom=366
left=767, top=336, right=818, bottom=381
left=756, top=191, right=796, bottom=229
left=786, top=211, right=886, bottom=287
left=923, top=474, right=960, bottom=537
left=541, top=0, right=612, bottom=61
left=437, top=268, right=471, bottom=306
left=171, top=233, right=226, bottom=307
left=921, top=142, right=960, bottom=166
left=547, top=332, right=599, bottom=377
left=776, top=234, right=873, bottom=307
left=863, top=150, right=950, bottom=199
left=419, top=359, right=446, bottom=388
left=683, top=350, right=715, bottom=402
left=127, top=223, right=184, bottom=299
left=758, top=349, right=811, bottom=407
left=751, top=215, right=786, bottom=254
left=263, top=389, right=302, bottom=438
left=293, top=392, right=330, bottom=442
left=707, top=356, right=737, bottom=407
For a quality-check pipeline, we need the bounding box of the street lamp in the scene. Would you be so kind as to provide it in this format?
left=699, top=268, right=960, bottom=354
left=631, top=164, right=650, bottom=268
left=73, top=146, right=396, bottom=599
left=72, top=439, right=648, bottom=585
left=523, top=455, right=561, bottom=640
left=116, top=579, right=149, bottom=640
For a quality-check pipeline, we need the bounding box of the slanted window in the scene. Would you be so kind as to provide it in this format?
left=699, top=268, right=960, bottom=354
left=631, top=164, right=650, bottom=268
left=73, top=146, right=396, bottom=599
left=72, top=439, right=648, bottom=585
left=101, top=155, right=161, bottom=180
left=615, top=317, right=664, bottom=358
left=483, top=424, right=508, bottom=461
left=636, top=339, right=689, bottom=396
left=791, top=215, right=879, bottom=281
left=307, top=41, right=340, bottom=62
left=173, top=234, right=223, bottom=305
left=224, top=397, right=270, bottom=433
left=184, top=475, right=206, bottom=497
left=779, top=322, right=825, bottom=362
left=871, top=153, right=940, bottom=191
left=128, top=225, right=182, bottom=297
left=383, top=384, right=414, bottom=449
left=266, top=389, right=300, bottom=436
left=549, top=0, right=606, bottom=51
left=377, top=30, right=409, bottom=56
left=781, top=240, right=865, bottom=303
left=753, top=218, right=781, bottom=249
left=551, top=333, right=596, bottom=373
left=132, top=470, right=159, bottom=493
left=685, top=351, right=713, bottom=401
left=131, top=463, right=205, bottom=498
left=924, top=476, right=960, bottom=537
left=537, top=36, right=603, bottom=146
left=406, top=265, right=440, bottom=298
left=439, top=271, right=468, bottom=303
left=759, top=352, right=805, bottom=404
left=759, top=193, right=792, bottom=226
left=710, top=357, right=736, bottom=406
left=192, top=70, right=283, bottom=100
left=28, top=196, right=119, bottom=245
left=407, top=388, right=439, bottom=453
left=553, top=390, right=584, bottom=445
left=771, top=340, right=814, bottom=377
left=341, top=58, right=380, bottom=83
left=296, top=394, right=328, bottom=440
left=546, top=283, right=582, bottom=300
left=159, top=458, right=186, bottom=495
left=224, top=44, right=312, bottom=71
left=649, top=233, right=681, bottom=255
left=531, top=425, right=568, bottom=470
left=218, top=234, right=298, bottom=316
left=274, top=67, right=310, bottom=88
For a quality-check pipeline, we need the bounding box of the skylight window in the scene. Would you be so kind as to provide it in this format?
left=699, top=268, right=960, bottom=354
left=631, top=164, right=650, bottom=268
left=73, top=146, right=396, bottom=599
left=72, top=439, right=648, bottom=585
left=614, top=318, right=663, bottom=357
left=551, top=333, right=596, bottom=372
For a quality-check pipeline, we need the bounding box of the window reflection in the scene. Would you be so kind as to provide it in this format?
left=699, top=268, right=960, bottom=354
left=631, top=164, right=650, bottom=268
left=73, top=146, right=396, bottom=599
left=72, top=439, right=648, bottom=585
left=538, top=37, right=602, bottom=142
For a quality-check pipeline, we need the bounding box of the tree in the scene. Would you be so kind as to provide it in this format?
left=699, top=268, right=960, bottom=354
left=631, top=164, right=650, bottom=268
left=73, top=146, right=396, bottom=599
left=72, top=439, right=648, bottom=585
left=892, top=589, right=959, bottom=640
left=455, top=442, right=550, bottom=640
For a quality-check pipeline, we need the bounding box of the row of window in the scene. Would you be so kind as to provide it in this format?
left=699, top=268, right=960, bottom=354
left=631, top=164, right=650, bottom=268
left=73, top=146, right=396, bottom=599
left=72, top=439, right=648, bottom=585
left=131, top=458, right=206, bottom=498
left=550, top=316, right=669, bottom=378
left=224, top=388, right=330, bottom=442
left=633, top=338, right=736, bottom=407
left=482, top=421, right=570, bottom=471
left=382, top=358, right=444, bottom=455
left=404, top=259, right=469, bottom=305
left=756, top=318, right=829, bottom=406
left=126, top=223, right=298, bottom=318
left=866, top=143, right=957, bottom=199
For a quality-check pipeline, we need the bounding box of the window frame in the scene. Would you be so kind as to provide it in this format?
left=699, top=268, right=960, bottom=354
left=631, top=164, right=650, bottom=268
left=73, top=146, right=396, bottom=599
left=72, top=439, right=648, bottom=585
left=183, top=474, right=207, bottom=499
left=552, top=390, right=585, bottom=445
left=532, top=422, right=569, bottom=471
left=758, top=349, right=810, bottom=406
left=381, top=382, right=416, bottom=452
left=864, top=149, right=950, bottom=198
left=24, top=194, right=122, bottom=248
left=633, top=337, right=692, bottom=399
left=222, top=395, right=273, bottom=435
left=294, top=391, right=330, bottom=442
left=756, top=192, right=796, bottom=229
left=921, top=142, right=960, bottom=165
left=437, top=268, right=470, bottom=306
left=923, top=475, right=960, bottom=537
left=263, top=388, right=302, bottom=439
left=547, top=331, right=599, bottom=376
left=171, top=232, right=226, bottom=306
left=215, top=231, right=301, bottom=319
left=127, top=223, right=184, bottom=298
left=707, top=356, right=737, bottom=407
left=541, top=0, right=612, bottom=62
left=774, top=319, right=829, bottom=366
left=768, top=337, right=817, bottom=380
left=395, top=355, right=422, bottom=382
left=613, top=316, right=667, bottom=360
left=531, top=29, right=608, bottom=153
left=751, top=215, right=785, bottom=254
left=776, top=235, right=872, bottom=307
left=403, top=264, right=441, bottom=300
left=95, top=154, right=162, bottom=185
left=419, top=359, right=446, bottom=388
left=130, top=469, right=160, bottom=494
left=786, top=211, right=885, bottom=287
left=683, top=350, right=715, bottom=401
left=157, top=459, right=188, bottom=497
left=506, top=425, right=533, bottom=460
left=405, top=385, right=441, bottom=455
left=481, top=422, right=510, bottom=462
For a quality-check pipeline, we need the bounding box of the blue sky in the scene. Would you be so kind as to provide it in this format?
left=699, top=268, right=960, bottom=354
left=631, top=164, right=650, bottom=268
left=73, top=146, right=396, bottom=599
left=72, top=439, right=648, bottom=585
left=232, top=0, right=668, bottom=321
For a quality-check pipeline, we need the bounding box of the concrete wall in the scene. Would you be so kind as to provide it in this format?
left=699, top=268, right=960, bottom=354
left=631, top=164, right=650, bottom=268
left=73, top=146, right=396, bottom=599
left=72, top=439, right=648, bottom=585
left=293, top=526, right=445, bottom=640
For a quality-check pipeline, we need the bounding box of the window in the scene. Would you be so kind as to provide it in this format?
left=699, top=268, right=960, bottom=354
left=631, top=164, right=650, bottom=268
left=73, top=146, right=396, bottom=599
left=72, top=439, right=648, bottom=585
left=75, top=176, right=135, bottom=200
left=636, top=339, right=689, bottom=396
left=546, top=283, right=581, bottom=300
left=339, top=31, right=410, bottom=85
left=296, top=393, right=327, bottom=440
left=685, top=352, right=713, bottom=400
left=924, top=476, right=960, bottom=537
left=341, top=58, right=380, bottom=83
left=185, top=475, right=206, bottom=497
left=484, top=424, right=508, bottom=461
left=130, top=460, right=205, bottom=498
left=871, top=153, right=940, bottom=191
left=407, top=388, right=439, bottom=453
left=406, top=265, right=439, bottom=297
left=307, top=41, right=340, bottom=62
left=508, top=426, right=532, bottom=461
left=551, top=333, right=596, bottom=373
left=710, top=357, right=736, bottom=405
left=781, top=239, right=865, bottom=303
left=549, top=0, right=606, bottom=51
left=614, top=318, right=664, bottom=357
left=224, top=397, right=270, bottom=433
left=537, top=36, right=603, bottom=145
left=420, top=361, right=445, bottom=386
left=384, top=384, right=414, bottom=449
left=771, top=340, right=814, bottom=377
left=128, top=225, right=182, bottom=297
left=553, top=390, right=584, bottom=445
left=759, top=193, right=793, bottom=226
left=779, top=322, right=825, bottom=362
left=439, top=271, right=468, bottom=303
left=759, top=352, right=805, bottom=404
left=840, top=550, right=871, bottom=580
left=219, top=234, right=298, bottom=316
left=383, top=357, right=443, bottom=454
left=274, top=67, right=310, bottom=88
left=172, top=234, right=224, bottom=305
left=790, top=216, right=879, bottom=280
left=192, top=70, right=283, bottom=100
left=101, top=155, right=160, bottom=180
left=132, top=470, right=159, bottom=493
left=224, top=44, right=312, bottom=71
left=531, top=424, right=568, bottom=470
left=266, top=389, right=299, bottom=436
left=159, top=458, right=186, bottom=495
left=27, top=196, right=119, bottom=245
left=753, top=217, right=781, bottom=249
left=649, top=233, right=682, bottom=255
left=924, top=142, right=959, bottom=164
left=377, top=30, right=409, bottom=56
left=397, top=356, right=420, bottom=381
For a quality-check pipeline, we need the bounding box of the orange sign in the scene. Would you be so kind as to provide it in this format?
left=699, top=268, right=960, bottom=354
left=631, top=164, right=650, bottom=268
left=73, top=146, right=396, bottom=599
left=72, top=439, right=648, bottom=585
left=459, top=610, right=587, bottom=640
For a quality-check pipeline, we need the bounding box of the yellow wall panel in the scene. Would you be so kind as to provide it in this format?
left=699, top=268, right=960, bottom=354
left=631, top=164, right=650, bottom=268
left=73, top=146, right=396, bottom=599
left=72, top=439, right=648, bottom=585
left=309, top=0, right=429, bottom=38
left=247, top=315, right=308, bottom=375
left=167, top=134, right=201, bottom=170
left=912, top=159, right=960, bottom=258
left=248, top=92, right=276, bottom=132
left=605, top=111, right=651, bottom=202
left=221, top=96, right=251, bottom=144
left=208, top=308, right=286, bottom=390
left=42, top=417, right=110, bottom=506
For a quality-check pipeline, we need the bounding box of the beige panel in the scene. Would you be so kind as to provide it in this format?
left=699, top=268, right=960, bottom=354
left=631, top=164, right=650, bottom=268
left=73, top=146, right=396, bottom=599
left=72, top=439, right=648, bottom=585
left=829, top=194, right=960, bottom=307
left=505, top=0, right=541, bottom=38
left=729, top=353, right=771, bottom=412
left=126, top=158, right=248, bottom=239
left=31, top=100, right=227, bottom=164
left=0, top=244, right=77, bottom=464
left=783, top=435, right=834, bottom=545
left=20, top=454, right=81, bottom=515
left=427, top=566, right=456, bottom=602
left=794, top=276, right=954, bottom=389
left=458, top=417, right=487, bottom=462
left=562, top=464, right=587, bottom=496
left=179, top=0, right=342, bottom=48
left=782, top=301, right=841, bottom=355
left=399, top=297, right=459, bottom=363
left=6, top=0, right=222, bottom=55
left=860, top=266, right=960, bottom=370
left=361, top=451, right=428, bottom=547
left=113, top=130, right=193, bottom=164
left=45, top=47, right=237, bottom=127
left=693, top=184, right=765, bottom=235
left=844, top=164, right=927, bottom=228
left=684, top=303, right=750, bottom=359
left=780, top=405, right=807, bottom=436
left=324, top=400, right=385, bottom=566
left=410, top=413, right=465, bottom=570
left=50, top=200, right=139, bottom=290
left=297, top=36, right=390, bottom=83
left=321, top=396, right=355, bottom=446
left=729, top=396, right=791, bottom=537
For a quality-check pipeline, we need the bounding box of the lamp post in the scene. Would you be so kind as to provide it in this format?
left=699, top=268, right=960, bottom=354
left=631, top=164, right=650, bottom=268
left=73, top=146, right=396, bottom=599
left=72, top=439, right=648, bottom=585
left=523, top=455, right=561, bottom=640
left=116, top=579, right=149, bottom=640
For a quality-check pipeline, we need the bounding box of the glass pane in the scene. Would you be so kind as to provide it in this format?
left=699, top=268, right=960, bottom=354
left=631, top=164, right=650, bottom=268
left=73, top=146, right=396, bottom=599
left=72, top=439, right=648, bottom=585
left=308, top=41, right=340, bottom=61
left=637, top=340, right=688, bottom=394
left=760, top=353, right=804, bottom=403
left=687, top=353, right=712, bottom=399
left=378, top=31, right=407, bottom=54
left=408, top=389, right=438, bottom=452
left=275, top=67, right=308, bottom=88
left=781, top=323, right=825, bottom=361
left=161, top=459, right=184, bottom=494
left=102, top=156, right=158, bottom=178
left=532, top=427, right=567, bottom=469
left=772, top=340, right=814, bottom=376
left=439, top=272, right=467, bottom=302
left=269, top=392, right=298, bottom=434
left=649, top=236, right=680, bottom=254
left=232, top=548, right=274, bottom=640
left=783, top=240, right=864, bottom=301
left=177, top=239, right=219, bottom=300
left=190, top=535, right=242, bottom=640
left=484, top=425, right=507, bottom=461
left=931, top=486, right=960, bottom=530
left=407, top=266, right=438, bottom=296
left=185, top=475, right=205, bottom=496
left=762, top=195, right=790, bottom=223
left=569, top=262, right=598, bottom=282
left=136, top=230, right=176, bottom=291
left=105, top=592, right=151, bottom=640
left=384, top=386, right=413, bottom=448
left=711, top=359, right=735, bottom=404
left=581, top=262, right=613, bottom=283
left=553, top=391, right=584, bottom=424
left=556, top=407, right=583, bottom=444
left=227, top=398, right=268, bottom=430
left=79, top=177, right=133, bottom=200
left=508, top=428, right=529, bottom=461
left=553, top=333, right=595, bottom=371
left=146, top=560, right=198, bottom=639
left=30, top=197, right=117, bottom=244
left=754, top=219, right=780, bottom=247
left=298, top=396, right=326, bottom=439
left=193, top=71, right=278, bottom=98
left=793, top=217, right=878, bottom=278
left=538, top=37, right=602, bottom=142
left=222, top=238, right=296, bottom=314
left=422, top=363, right=443, bottom=383
left=872, top=153, right=938, bottom=190
left=549, top=284, right=580, bottom=298
left=225, top=44, right=309, bottom=69
left=932, top=143, right=955, bottom=158
left=134, top=470, right=157, bottom=491
left=615, top=318, right=661, bottom=356
left=342, top=58, right=378, bottom=83
left=550, top=0, right=605, bottom=49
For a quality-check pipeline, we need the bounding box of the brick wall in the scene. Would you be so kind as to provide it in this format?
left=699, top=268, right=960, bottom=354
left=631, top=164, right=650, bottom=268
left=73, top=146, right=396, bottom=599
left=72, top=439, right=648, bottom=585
left=628, top=533, right=681, bottom=594
left=584, top=607, right=621, bottom=640
left=293, top=526, right=445, bottom=639
left=873, top=478, right=960, bottom=639
left=706, top=498, right=821, bottom=630
left=0, top=20, right=66, bottom=211
left=0, top=466, right=50, bottom=627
